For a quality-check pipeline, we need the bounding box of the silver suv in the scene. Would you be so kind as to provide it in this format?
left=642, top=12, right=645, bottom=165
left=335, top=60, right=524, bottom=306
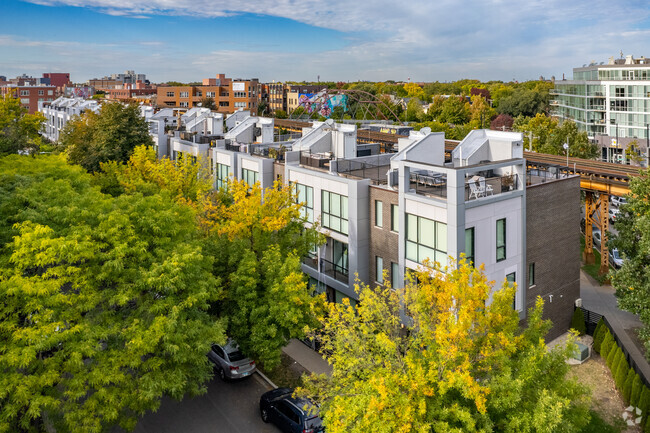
left=208, top=340, right=256, bottom=380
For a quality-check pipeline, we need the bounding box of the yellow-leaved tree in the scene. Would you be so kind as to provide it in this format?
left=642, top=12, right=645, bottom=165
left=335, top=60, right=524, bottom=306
left=300, top=259, right=590, bottom=433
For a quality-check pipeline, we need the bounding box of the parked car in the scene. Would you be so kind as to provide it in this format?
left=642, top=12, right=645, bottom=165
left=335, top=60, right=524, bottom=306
left=592, top=229, right=602, bottom=250
left=611, top=196, right=628, bottom=208
left=208, top=340, right=256, bottom=381
left=260, top=388, right=324, bottom=433
left=609, top=207, right=620, bottom=223
left=609, top=248, right=626, bottom=269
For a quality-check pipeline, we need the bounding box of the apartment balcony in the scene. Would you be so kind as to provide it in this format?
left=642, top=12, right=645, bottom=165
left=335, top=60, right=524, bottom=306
left=588, top=105, right=605, bottom=111
left=300, top=151, right=332, bottom=169
left=321, top=258, right=348, bottom=284
left=465, top=173, right=520, bottom=201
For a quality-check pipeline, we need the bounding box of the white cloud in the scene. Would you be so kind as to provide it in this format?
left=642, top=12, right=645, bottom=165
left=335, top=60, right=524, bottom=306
left=7, top=0, right=650, bottom=82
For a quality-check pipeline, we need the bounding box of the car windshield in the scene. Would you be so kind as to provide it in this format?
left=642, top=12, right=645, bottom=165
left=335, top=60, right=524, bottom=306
left=227, top=350, right=246, bottom=362
left=612, top=250, right=620, bottom=259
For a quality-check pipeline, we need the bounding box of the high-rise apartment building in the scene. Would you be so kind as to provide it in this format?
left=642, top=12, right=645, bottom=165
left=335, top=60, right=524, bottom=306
left=551, top=55, right=650, bottom=163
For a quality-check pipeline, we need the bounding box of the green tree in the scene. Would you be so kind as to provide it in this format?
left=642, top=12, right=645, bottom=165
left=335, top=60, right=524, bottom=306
left=611, top=170, right=650, bottom=354
left=0, top=94, right=45, bottom=156
left=593, top=319, right=605, bottom=353
left=274, top=109, right=288, bottom=119
left=570, top=308, right=586, bottom=335
left=438, top=96, right=470, bottom=125
left=200, top=96, right=216, bottom=110
left=624, top=368, right=636, bottom=404
left=58, top=102, right=153, bottom=172
left=601, top=329, right=613, bottom=360
left=300, top=259, right=590, bottom=433
left=632, top=374, right=643, bottom=408
left=469, top=94, right=496, bottom=129
left=0, top=155, right=225, bottom=433
left=404, top=98, right=424, bottom=122
left=403, top=82, right=426, bottom=101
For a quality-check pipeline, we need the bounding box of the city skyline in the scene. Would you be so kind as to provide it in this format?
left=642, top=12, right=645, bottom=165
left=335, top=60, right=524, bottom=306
left=1, top=0, right=650, bottom=83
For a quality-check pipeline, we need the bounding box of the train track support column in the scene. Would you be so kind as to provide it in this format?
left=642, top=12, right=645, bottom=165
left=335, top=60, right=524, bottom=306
left=599, top=194, right=610, bottom=275
left=583, top=192, right=595, bottom=264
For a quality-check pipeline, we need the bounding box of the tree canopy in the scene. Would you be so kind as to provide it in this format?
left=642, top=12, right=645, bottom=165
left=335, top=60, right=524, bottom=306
left=57, top=102, right=153, bottom=172
left=0, top=95, right=45, bottom=156
left=611, top=169, right=650, bottom=352
left=0, top=155, right=225, bottom=433
left=513, top=115, right=598, bottom=159
left=300, top=259, right=590, bottom=433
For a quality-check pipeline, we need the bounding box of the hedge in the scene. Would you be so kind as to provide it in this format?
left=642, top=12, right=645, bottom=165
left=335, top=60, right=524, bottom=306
left=571, top=308, right=586, bottom=335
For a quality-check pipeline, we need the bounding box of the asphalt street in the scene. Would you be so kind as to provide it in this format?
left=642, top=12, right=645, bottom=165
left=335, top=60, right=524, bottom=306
left=128, top=373, right=281, bottom=433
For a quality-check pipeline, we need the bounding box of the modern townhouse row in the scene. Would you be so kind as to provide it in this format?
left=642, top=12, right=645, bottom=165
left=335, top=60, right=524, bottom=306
left=146, top=112, right=581, bottom=341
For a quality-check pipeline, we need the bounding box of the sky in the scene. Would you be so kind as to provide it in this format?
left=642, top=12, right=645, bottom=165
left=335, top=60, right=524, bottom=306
left=1, top=0, right=650, bottom=84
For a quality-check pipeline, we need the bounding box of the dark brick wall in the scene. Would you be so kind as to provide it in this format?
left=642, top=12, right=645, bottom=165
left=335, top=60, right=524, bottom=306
left=368, top=186, right=399, bottom=286
left=525, top=176, right=581, bottom=341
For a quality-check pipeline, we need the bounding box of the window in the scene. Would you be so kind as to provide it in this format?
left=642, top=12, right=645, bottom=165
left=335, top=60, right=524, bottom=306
left=179, top=101, right=189, bottom=107
left=206, top=91, right=215, bottom=98
left=528, top=263, right=535, bottom=287
left=179, top=91, right=189, bottom=98
left=296, top=183, right=314, bottom=222
left=506, top=272, right=516, bottom=309
left=38, top=90, right=44, bottom=96
left=234, top=101, right=247, bottom=108
left=465, top=227, right=475, bottom=265
left=216, top=163, right=229, bottom=190
left=376, top=256, right=384, bottom=284
left=219, top=101, right=230, bottom=107
left=20, top=98, right=29, bottom=105
left=166, top=91, right=175, bottom=97
left=405, top=214, right=447, bottom=267
left=322, top=191, right=348, bottom=235
left=48, top=90, right=53, bottom=95
left=496, top=219, right=506, bottom=262
left=233, top=91, right=247, bottom=98
left=196, top=91, right=202, bottom=97
left=375, top=200, right=383, bottom=227
left=242, top=168, right=258, bottom=187
left=20, top=90, right=29, bottom=96
left=333, top=239, right=348, bottom=274
left=391, top=262, right=399, bottom=289
left=391, top=204, right=399, bottom=232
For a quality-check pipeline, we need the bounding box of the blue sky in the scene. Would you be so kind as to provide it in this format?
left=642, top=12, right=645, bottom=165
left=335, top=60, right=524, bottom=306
left=1, top=0, right=650, bottom=83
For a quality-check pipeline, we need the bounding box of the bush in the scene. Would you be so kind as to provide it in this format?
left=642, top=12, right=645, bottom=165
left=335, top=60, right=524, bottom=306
left=639, top=386, right=650, bottom=421
left=601, top=330, right=613, bottom=359
left=593, top=319, right=606, bottom=353
left=571, top=308, right=587, bottom=335
left=606, top=341, right=619, bottom=369
left=616, top=354, right=629, bottom=391
left=624, top=368, right=636, bottom=404
left=632, top=375, right=643, bottom=408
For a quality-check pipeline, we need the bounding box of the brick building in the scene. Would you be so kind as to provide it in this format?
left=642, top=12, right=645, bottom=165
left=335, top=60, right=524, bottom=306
left=42, top=73, right=71, bottom=88
left=1, top=85, right=57, bottom=113
left=156, top=74, right=260, bottom=114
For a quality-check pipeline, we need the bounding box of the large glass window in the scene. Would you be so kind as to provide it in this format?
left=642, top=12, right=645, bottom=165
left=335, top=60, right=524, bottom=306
left=391, top=262, right=399, bottom=289
left=375, top=200, right=383, bottom=227
left=296, top=183, right=314, bottom=223
left=405, top=214, right=447, bottom=267
left=391, top=204, right=399, bottom=232
left=528, top=263, right=535, bottom=287
left=506, top=272, right=516, bottom=309
left=333, top=239, right=348, bottom=272
left=376, top=256, right=383, bottom=284
left=465, top=227, right=475, bottom=265
left=322, top=191, right=348, bottom=235
left=216, top=163, right=229, bottom=190
left=242, top=168, right=259, bottom=187
left=496, top=219, right=506, bottom=262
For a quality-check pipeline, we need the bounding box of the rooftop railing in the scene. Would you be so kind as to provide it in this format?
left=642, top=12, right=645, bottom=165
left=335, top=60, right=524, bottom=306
left=465, top=173, right=519, bottom=201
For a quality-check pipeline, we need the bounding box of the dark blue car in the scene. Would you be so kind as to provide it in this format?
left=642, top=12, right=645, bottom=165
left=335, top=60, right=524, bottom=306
left=260, top=388, right=324, bottom=433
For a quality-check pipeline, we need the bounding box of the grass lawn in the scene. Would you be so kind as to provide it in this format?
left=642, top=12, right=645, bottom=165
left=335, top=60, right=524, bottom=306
left=580, top=409, right=626, bottom=433
left=258, top=352, right=307, bottom=389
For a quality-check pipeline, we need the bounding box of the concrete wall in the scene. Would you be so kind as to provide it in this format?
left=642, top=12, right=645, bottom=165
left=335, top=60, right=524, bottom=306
left=525, top=176, right=581, bottom=341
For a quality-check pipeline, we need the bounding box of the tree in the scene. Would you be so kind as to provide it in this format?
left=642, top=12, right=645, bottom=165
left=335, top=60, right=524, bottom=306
left=404, top=98, right=424, bottom=122
left=490, top=113, right=514, bottom=131
left=600, top=329, right=613, bottom=360
left=403, top=82, right=426, bottom=101
left=58, top=102, right=153, bottom=172
left=611, top=169, right=650, bottom=353
left=200, top=96, right=216, bottom=110
left=495, top=84, right=550, bottom=118
left=593, top=319, right=605, bottom=353
left=624, top=368, right=636, bottom=404
left=0, top=155, right=225, bottom=433
left=274, top=109, right=288, bottom=119
left=632, top=374, right=643, bottom=408
left=0, top=94, right=45, bottom=156
left=469, top=94, right=496, bottom=129
left=438, top=96, right=470, bottom=125
left=300, top=259, right=590, bottom=433
left=570, top=308, right=586, bottom=335
left=200, top=179, right=324, bottom=368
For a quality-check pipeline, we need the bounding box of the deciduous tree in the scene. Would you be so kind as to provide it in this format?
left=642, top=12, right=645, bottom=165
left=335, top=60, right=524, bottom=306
left=300, top=259, right=590, bottom=433
left=0, top=155, right=225, bottom=433
left=58, top=102, right=153, bottom=172
left=0, top=94, right=45, bottom=156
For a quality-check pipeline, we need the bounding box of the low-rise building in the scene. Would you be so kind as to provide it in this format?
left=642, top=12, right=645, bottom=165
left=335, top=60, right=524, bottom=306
left=3, top=84, right=57, bottom=114
left=39, top=97, right=100, bottom=141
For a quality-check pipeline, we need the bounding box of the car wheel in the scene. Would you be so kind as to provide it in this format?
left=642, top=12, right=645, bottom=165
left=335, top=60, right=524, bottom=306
left=261, top=407, right=269, bottom=423
left=218, top=367, right=227, bottom=381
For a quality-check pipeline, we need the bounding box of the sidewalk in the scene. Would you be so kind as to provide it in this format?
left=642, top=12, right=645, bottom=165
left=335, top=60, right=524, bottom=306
left=580, top=269, right=650, bottom=381
left=282, top=339, right=332, bottom=376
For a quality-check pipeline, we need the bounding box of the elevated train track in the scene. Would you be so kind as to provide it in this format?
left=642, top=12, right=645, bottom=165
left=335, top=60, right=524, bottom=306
left=274, top=118, right=641, bottom=274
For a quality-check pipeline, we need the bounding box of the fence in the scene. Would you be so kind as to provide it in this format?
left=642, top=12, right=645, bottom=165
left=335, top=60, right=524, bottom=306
left=336, top=158, right=389, bottom=184
left=580, top=306, right=650, bottom=388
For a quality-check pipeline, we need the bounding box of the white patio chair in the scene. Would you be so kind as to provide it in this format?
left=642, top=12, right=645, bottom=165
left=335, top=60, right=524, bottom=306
left=469, top=181, right=484, bottom=199
left=479, top=177, right=494, bottom=195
